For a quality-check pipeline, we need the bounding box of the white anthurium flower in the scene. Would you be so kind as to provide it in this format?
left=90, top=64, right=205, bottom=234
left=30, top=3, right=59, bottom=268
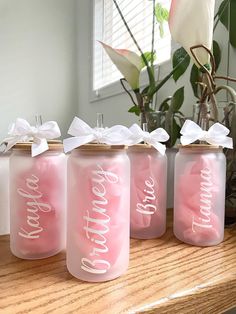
left=169, top=0, right=215, bottom=68
left=100, top=41, right=144, bottom=90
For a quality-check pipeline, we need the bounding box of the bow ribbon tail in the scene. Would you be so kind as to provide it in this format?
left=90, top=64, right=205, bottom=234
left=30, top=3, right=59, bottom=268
left=2, top=136, right=22, bottom=152
left=180, top=134, right=200, bottom=146
left=31, top=138, right=49, bottom=157
left=150, top=141, right=167, bottom=156
left=63, top=135, right=95, bottom=153
left=206, top=136, right=233, bottom=149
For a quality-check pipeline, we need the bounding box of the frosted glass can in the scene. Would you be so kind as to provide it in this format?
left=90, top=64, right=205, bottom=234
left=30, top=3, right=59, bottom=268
left=174, top=145, right=226, bottom=246
left=67, top=144, right=130, bottom=282
left=0, top=153, right=10, bottom=235
left=10, top=142, right=66, bottom=259
left=128, top=145, right=167, bottom=239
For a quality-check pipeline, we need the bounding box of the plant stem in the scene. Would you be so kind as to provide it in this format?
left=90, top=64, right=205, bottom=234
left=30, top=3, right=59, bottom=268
left=135, top=92, right=147, bottom=125
left=215, top=75, right=236, bottom=82
left=148, top=54, right=189, bottom=97
left=215, top=85, right=236, bottom=103
left=112, top=0, right=155, bottom=88
left=120, top=79, right=137, bottom=106
left=203, top=73, right=218, bottom=122
left=113, top=0, right=144, bottom=59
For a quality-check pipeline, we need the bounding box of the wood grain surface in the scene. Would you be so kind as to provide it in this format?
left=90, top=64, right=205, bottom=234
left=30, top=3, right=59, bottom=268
left=0, top=215, right=236, bottom=314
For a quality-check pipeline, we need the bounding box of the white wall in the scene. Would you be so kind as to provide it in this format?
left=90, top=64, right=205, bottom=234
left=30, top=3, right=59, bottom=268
left=0, top=0, right=77, bottom=235
left=0, top=0, right=77, bottom=140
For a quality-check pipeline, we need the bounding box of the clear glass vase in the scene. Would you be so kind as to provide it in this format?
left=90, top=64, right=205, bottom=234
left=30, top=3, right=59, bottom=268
left=146, top=111, right=166, bottom=132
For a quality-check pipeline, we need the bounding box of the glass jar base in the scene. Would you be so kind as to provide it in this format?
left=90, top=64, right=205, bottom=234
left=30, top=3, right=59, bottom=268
left=174, top=232, right=224, bottom=247
left=131, top=226, right=166, bottom=239
left=66, top=263, right=129, bottom=283
left=10, top=246, right=63, bottom=260
left=130, top=230, right=166, bottom=240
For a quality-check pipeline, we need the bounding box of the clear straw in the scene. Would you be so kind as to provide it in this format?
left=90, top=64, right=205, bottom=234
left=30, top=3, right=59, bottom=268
left=35, top=115, right=43, bottom=127
left=142, top=123, right=148, bottom=145
left=96, top=113, right=104, bottom=128
left=142, top=123, right=148, bottom=132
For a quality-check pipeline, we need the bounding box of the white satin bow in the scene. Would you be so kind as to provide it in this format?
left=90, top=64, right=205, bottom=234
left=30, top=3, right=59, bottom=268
left=63, top=117, right=132, bottom=153
left=3, top=118, right=61, bottom=156
left=128, top=124, right=169, bottom=155
left=180, top=120, right=233, bottom=148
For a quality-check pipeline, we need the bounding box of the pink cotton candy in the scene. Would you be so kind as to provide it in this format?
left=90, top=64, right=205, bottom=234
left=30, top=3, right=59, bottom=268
left=174, top=148, right=226, bottom=246
left=66, top=149, right=130, bottom=282
left=128, top=147, right=167, bottom=239
left=10, top=152, right=66, bottom=259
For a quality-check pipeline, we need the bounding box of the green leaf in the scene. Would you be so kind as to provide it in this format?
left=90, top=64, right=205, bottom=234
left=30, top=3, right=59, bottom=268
left=229, top=0, right=236, bottom=48
left=141, top=51, right=157, bottom=68
left=190, top=64, right=201, bottom=99
left=172, top=47, right=190, bottom=82
left=218, top=0, right=236, bottom=48
left=155, top=3, right=169, bottom=38
left=159, top=101, right=169, bottom=112
left=170, top=87, right=184, bottom=113
left=213, top=40, right=221, bottom=71
left=141, top=85, right=149, bottom=95
left=159, top=97, right=172, bottom=111
left=218, top=0, right=230, bottom=29
left=128, top=105, right=141, bottom=116
left=176, top=111, right=185, bottom=117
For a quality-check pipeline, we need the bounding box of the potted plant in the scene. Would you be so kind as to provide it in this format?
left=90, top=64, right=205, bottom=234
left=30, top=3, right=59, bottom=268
left=100, top=0, right=188, bottom=148
left=100, top=0, right=236, bottom=216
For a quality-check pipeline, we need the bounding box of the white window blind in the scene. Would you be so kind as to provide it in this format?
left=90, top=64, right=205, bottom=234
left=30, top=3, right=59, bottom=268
left=93, top=0, right=171, bottom=92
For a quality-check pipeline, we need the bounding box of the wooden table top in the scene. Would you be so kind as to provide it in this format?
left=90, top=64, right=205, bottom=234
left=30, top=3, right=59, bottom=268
left=1, top=214, right=236, bottom=314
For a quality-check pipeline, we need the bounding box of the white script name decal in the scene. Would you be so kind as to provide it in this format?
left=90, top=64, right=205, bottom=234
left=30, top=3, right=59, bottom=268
left=136, top=177, right=157, bottom=215
left=17, top=174, right=52, bottom=239
left=192, top=167, right=213, bottom=232
left=81, top=164, right=119, bottom=274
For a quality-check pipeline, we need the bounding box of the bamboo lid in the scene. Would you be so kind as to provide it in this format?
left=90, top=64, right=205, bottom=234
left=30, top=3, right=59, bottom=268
left=75, top=143, right=127, bottom=152
left=13, top=140, right=63, bottom=151
left=178, top=144, right=221, bottom=151
left=127, top=144, right=154, bottom=151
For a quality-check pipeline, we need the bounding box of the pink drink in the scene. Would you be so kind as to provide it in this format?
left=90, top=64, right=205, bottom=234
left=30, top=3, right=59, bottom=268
left=128, top=145, right=167, bottom=239
left=10, top=143, right=66, bottom=259
left=66, top=145, right=130, bottom=282
left=174, top=145, right=226, bottom=246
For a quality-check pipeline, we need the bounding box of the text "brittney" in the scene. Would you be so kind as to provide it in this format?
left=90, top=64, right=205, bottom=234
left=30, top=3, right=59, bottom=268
left=81, top=165, right=119, bottom=275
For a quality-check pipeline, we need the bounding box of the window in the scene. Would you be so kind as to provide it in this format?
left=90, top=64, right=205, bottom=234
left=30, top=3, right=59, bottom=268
left=93, top=0, right=171, bottom=97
